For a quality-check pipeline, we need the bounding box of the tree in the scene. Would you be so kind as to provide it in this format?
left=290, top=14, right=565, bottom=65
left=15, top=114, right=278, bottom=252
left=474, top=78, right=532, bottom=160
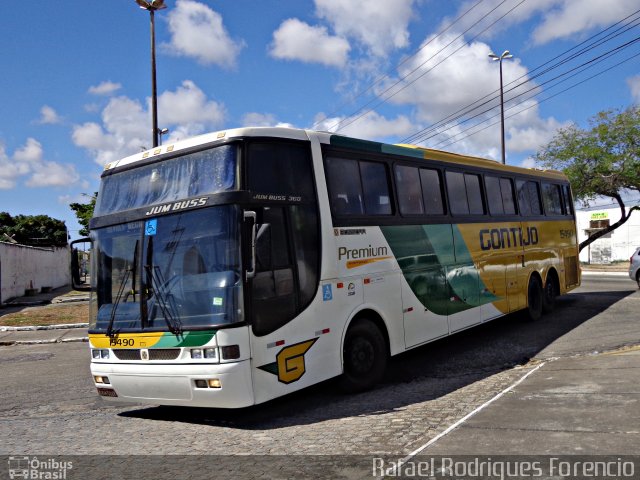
left=535, top=106, right=640, bottom=252
left=0, top=212, right=68, bottom=246
left=69, top=192, right=97, bottom=237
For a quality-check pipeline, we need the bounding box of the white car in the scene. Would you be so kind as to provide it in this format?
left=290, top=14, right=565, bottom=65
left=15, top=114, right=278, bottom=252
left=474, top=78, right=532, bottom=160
left=630, top=247, right=640, bottom=288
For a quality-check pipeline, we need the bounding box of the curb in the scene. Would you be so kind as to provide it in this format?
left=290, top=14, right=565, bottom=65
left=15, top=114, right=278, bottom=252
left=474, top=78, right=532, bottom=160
left=581, top=270, right=629, bottom=277
left=0, top=296, right=89, bottom=309
left=0, top=323, right=89, bottom=332
left=1, top=337, right=89, bottom=347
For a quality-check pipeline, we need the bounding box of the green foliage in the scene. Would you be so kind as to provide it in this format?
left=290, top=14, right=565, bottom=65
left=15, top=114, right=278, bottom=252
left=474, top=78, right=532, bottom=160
left=0, top=212, right=68, bottom=246
left=535, top=106, right=640, bottom=202
left=535, top=106, right=640, bottom=251
left=69, top=192, right=97, bottom=237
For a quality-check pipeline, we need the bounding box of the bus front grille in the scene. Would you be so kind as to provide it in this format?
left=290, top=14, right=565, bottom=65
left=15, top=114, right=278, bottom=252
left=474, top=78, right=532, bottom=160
left=149, top=349, right=181, bottom=360
left=111, top=349, right=181, bottom=361
left=112, top=349, right=141, bottom=360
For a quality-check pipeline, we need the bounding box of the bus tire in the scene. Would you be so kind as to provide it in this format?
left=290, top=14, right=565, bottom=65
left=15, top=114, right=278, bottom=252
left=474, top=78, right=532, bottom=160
left=525, top=275, right=543, bottom=321
left=542, top=273, right=558, bottom=313
left=339, top=319, right=387, bottom=393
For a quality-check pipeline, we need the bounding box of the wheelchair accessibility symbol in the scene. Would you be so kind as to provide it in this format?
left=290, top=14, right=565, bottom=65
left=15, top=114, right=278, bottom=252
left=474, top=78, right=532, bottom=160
left=145, top=219, right=157, bottom=236
left=322, top=284, right=332, bottom=301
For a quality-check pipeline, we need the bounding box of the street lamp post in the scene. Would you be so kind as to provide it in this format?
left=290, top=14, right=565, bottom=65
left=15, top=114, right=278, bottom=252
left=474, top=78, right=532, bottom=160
left=134, top=0, right=167, bottom=148
left=488, top=50, right=513, bottom=165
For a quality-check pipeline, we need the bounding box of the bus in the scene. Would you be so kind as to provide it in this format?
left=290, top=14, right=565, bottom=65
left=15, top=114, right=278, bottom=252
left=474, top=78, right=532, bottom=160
left=88, top=127, right=580, bottom=408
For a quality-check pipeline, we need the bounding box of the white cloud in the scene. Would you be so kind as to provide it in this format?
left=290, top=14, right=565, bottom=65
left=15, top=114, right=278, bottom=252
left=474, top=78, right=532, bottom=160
left=158, top=80, right=225, bottom=132
left=315, top=0, right=415, bottom=57
left=506, top=103, right=567, bottom=152
left=27, top=161, right=80, bottom=188
left=73, top=97, right=149, bottom=167
left=14, top=138, right=44, bottom=164
left=314, top=111, right=414, bottom=142
left=164, top=0, right=244, bottom=68
left=532, top=0, right=639, bottom=44
left=370, top=32, right=573, bottom=160
left=88, top=81, right=122, bottom=96
left=0, top=143, right=25, bottom=189
left=270, top=19, right=350, bottom=68
left=520, top=157, right=537, bottom=169
left=443, top=0, right=638, bottom=46
left=387, top=34, right=532, bottom=123
left=627, top=75, right=640, bottom=103
left=38, top=105, right=62, bottom=125
left=241, top=112, right=294, bottom=128
left=0, top=138, right=80, bottom=189
left=73, top=81, right=227, bottom=166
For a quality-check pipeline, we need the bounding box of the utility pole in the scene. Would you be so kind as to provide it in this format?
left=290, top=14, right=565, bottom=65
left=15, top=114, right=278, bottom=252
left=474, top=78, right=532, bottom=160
left=488, top=50, right=513, bottom=164
left=134, top=0, right=167, bottom=148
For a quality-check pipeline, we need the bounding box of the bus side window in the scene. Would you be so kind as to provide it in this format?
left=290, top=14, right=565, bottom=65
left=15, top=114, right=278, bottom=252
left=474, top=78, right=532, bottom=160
left=420, top=168, right=445, bottom=215
left=446, top=171, right=484, bottom=215
left=542, top=183, right=563, bottom=215
left=360, top=161, right=392, bottom=215
left=562, top=184, right=574, bottom=215
left=395, top=165, right=424, bottom=215
left=516, top=180, right=542, bottom=216
left=486, top=176, right=516, bottom=215
left=326, top=157, right=364, bottom=215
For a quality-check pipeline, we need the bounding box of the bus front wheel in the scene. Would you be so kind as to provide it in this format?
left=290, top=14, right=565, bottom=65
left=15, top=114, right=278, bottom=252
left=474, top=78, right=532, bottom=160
left=339, top=319, right=387, bottom=393
left=525, top=276, right=543, bottom=321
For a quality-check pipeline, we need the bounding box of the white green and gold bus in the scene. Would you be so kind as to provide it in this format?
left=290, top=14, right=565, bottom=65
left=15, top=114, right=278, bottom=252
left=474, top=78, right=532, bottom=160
left=89, top=127, right=580, bottom=407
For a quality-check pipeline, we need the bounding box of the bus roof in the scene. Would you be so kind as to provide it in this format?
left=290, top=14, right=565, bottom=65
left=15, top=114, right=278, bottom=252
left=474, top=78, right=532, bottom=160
left=103, top=126, right=567, bottom=181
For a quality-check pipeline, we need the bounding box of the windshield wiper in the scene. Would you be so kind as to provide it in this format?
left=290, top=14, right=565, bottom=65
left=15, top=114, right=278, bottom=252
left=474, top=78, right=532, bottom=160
left=144, top=235, right=182, bottom=336
left=145, top=265, right=182, bottom=335
left=106, top=240, right=138, bottom=338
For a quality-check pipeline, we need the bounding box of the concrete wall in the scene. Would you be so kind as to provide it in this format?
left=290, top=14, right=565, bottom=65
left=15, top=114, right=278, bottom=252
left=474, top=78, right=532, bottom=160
left=0, top=242, right=71, bottom=303
left=576, top=205, right=640, bottom=263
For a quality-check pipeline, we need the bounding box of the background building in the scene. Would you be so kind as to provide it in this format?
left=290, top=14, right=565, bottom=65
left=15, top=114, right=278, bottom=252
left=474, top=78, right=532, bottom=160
left=576, top=199, right=640, bottom=264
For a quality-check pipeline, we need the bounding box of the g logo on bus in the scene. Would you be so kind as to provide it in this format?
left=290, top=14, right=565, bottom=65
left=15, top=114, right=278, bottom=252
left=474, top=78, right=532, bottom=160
left=258, top=338, right=317, bottom=384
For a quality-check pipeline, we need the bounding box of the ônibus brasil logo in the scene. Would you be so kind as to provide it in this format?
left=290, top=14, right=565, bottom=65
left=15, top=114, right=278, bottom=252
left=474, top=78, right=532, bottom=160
left=8, top=456, right=72, bottom=480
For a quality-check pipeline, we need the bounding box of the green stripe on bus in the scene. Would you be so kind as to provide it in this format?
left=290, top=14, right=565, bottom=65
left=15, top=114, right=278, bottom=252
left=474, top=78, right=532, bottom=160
left=329, top=135, right=426, bottom=160
left=152, top=330, right=217, bottom=348
left=381, top=224, right=499, bottom=315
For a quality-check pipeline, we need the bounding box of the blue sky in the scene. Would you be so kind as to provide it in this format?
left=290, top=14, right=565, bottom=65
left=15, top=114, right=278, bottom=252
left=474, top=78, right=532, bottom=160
left=1, top=0, right=639, bottom=240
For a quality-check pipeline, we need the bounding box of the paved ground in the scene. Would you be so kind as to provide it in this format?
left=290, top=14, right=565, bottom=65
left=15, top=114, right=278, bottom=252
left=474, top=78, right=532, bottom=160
left=0, top=274, right=638, bottom=479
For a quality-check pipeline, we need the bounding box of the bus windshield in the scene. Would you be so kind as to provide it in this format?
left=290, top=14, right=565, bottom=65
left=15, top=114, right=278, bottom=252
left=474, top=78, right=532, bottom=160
left=89, top=205, right=243, bottom=333
left=94, top=144, right=237, bottom=216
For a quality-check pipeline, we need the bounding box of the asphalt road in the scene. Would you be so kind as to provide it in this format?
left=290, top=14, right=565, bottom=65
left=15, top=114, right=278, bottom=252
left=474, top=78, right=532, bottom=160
left=0, top=275, right=638, bottom=462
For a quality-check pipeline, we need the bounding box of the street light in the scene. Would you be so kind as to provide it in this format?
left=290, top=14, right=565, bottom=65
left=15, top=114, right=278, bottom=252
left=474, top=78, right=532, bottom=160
left=134, top=0, right=167, bottom=148
left=488, top=50, right=513, bottom=164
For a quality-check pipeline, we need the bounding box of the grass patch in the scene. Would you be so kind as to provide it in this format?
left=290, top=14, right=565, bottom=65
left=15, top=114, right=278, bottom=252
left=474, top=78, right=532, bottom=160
left=0, top=303, right=89, bottom=327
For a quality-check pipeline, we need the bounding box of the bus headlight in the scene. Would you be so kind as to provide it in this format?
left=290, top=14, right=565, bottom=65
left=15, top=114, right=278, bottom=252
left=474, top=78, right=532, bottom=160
left=204, top=348, right=218, bottom=360
left=190, top=349, right=203, bottom=359
left=92, top=349, right=110, bottom=359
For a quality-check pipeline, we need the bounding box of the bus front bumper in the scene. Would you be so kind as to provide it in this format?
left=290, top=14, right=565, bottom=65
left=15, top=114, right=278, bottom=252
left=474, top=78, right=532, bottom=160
left=90, top=360, right=254, bottom=408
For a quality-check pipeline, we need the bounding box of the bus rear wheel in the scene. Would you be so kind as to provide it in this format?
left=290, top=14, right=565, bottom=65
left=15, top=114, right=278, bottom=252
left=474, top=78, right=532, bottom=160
left=525, top=275, right=543, bottom=321
left=542, top=274, right=558, bottom=313
left=339, top=319, right=387, bottom=393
